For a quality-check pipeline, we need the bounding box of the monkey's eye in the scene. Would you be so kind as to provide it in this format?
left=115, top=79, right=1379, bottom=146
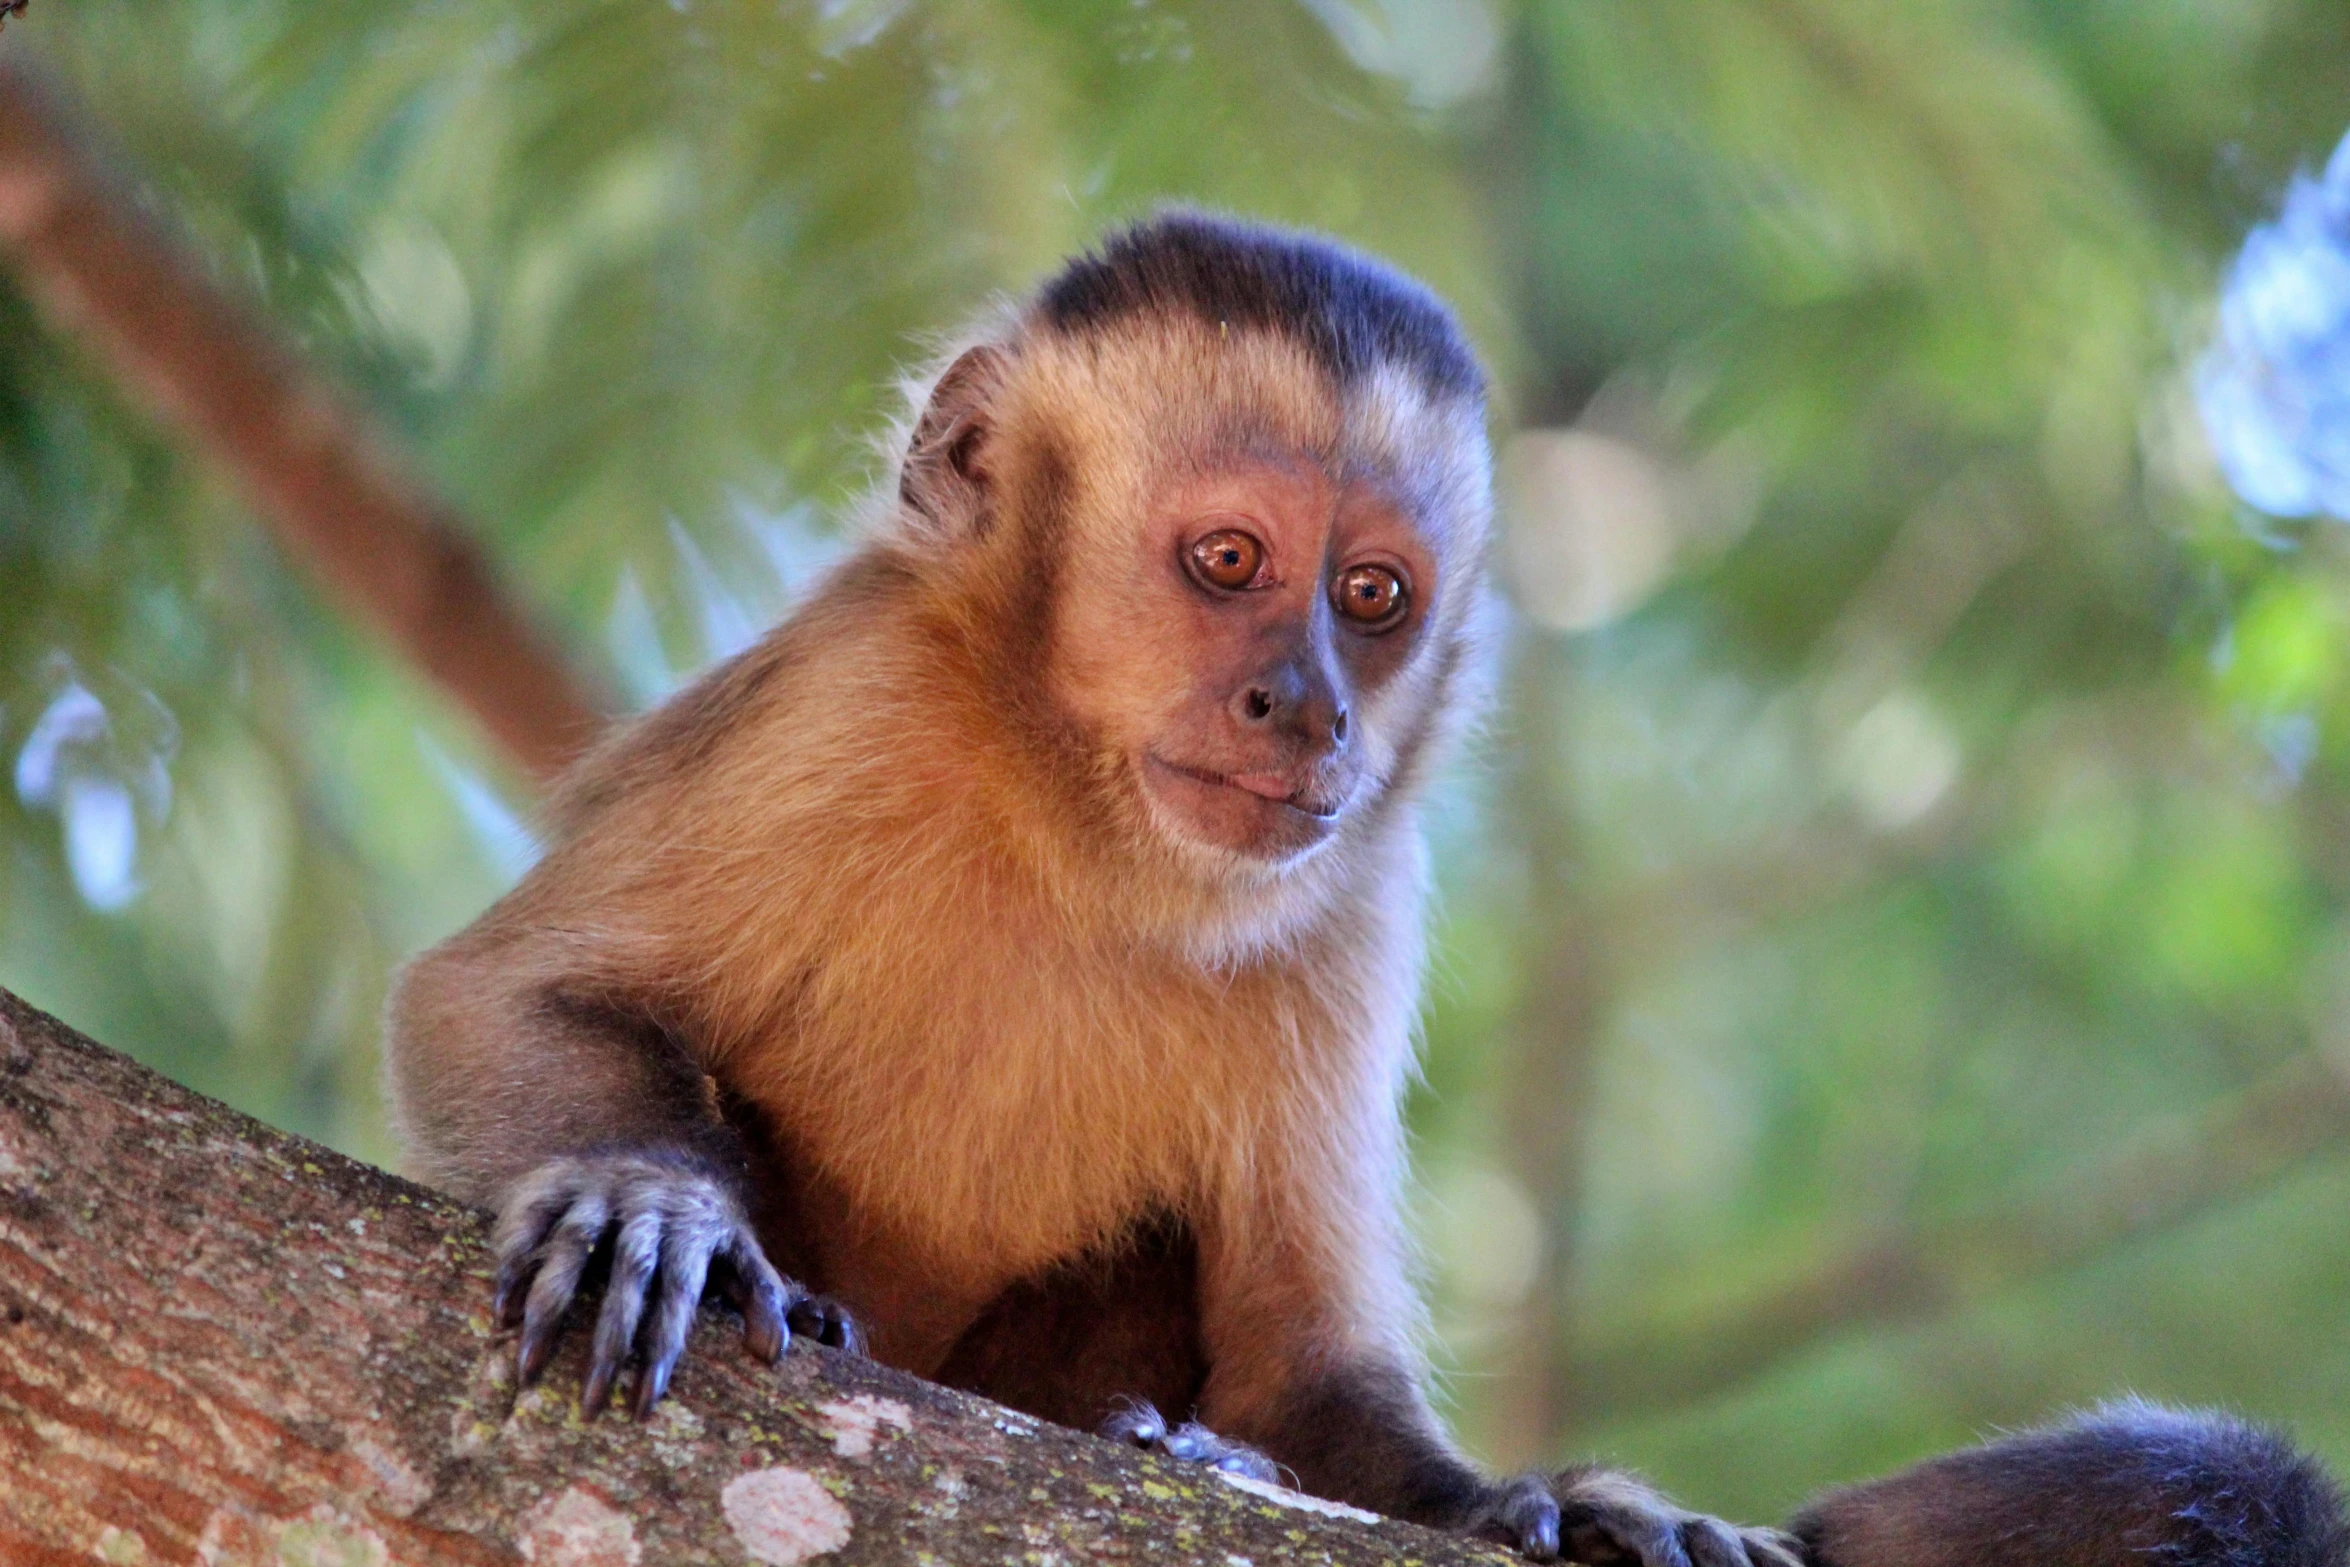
left=1189, top=529, right=1268, bottom=591
left=1333, top=562, right=1409, bottom=629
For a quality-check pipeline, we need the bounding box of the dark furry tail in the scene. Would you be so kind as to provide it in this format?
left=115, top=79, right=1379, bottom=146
left=1790, top=1399, right=2349, bottom=1567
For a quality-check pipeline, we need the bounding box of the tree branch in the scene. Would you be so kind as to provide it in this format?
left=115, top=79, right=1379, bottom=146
left=0, top=60, right=609, bottom=784
left=0, top=986, right=1507, bottom=1565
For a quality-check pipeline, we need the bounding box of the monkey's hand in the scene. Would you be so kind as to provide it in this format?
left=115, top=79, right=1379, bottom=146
left=1100, top=1399, right=1283, bottom=1483
left=1468, top=1469, right=1803, bottom=1567
left=491, top=1150, right=862, bottom=1417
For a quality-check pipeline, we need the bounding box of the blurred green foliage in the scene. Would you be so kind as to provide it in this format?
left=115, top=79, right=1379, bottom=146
left=6, top=0, right=2350, bottom=1520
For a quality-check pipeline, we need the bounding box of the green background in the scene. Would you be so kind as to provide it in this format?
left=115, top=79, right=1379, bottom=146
left=5, top=0, right=2350, bottom=1521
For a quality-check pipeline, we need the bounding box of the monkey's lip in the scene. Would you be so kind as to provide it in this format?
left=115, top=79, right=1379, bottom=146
left=1144, top=755, right=1342, bottom=820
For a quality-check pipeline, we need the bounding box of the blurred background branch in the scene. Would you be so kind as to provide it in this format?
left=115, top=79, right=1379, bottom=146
left=0, top=60, right=607, bottom=783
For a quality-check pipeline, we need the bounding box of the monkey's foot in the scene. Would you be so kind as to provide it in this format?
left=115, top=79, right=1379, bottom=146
left=1468, top=1469, right=1804, bottom=1567
left=1100, top=1400, right=1281, bottom=1484
left=492, top=1150, right=864, bottom=1419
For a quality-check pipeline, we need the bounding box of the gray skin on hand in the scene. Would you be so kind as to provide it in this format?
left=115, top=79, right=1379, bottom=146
left=491, top=1150, right=860, bottom=1417
left=1101, top=1399, right=1284, bottom=1483
left=1469, top=1470, right=1808, bottom=1567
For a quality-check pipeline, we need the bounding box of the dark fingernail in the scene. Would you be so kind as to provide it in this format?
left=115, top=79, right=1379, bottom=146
left=633, top=1361, right=671, bottom=1418
left=517, top=1320, right=558, bottom=1384
left=581, top=1360, right=617, bottom=1417
left=746, top=1312, right=785, bottom=1362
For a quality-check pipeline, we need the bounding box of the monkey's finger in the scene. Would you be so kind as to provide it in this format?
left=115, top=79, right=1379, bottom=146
left=1680, top=1518, right=1751, bottom=1567
left=516, top=1196, right=608, bottom=1384
left=582, top=1208, right=661, bottom=1416
left=632, top=1227, right=716, bottom=1419
left=492, top=1208, right=564, bottom=1326
left=716, top=1228, right=790, bottom=1363
left=1470, top=1478, right=1561, bottom=1560
left=1162, top=1422, right=1281, bottom=1483
left=492, top=1167, right=593, bottom=1322
left=785, top=1293, right=864, bottom=1356
left=493, top=1251, right=535, bottom=1329
left=1099, top=1401, right=1168, bottom=1450
left=1562, top=1502, right=1688, bottom=1567
left=1738, top=1530, right=1806, bottom=1567
left=493, top=1223, right=575, bottom=1327
left=1161, top=1422, right=1223, bottom=1464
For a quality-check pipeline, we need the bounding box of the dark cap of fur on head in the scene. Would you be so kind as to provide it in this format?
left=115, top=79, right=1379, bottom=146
left=1037, top=210, right=1485, bottom=404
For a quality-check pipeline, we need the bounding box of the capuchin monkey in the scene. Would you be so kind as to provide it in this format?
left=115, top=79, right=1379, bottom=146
left=385, top=213, right=2348, bottom=1567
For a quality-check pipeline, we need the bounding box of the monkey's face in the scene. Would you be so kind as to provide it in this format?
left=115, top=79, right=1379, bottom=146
left=1051, top=446, right=1450, bottom=870
left=904, top=319, right=1489, bottom=888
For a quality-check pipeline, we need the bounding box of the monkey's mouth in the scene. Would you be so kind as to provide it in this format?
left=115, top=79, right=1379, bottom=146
left=1147, top=756, right=1342, bottom=819
left=1140, top=753, right=1349, bottom=863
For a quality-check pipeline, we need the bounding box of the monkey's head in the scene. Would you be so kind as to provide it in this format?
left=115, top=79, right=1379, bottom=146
left=892, top=213, right=1492, bottom=891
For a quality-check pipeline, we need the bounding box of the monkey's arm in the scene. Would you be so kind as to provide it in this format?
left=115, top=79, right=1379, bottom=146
left=1187, top=1137, right=1797, bottom=1567
left=387, top=919, right=733, bottom=1198
left=385, top=903, right=852, bottom=1416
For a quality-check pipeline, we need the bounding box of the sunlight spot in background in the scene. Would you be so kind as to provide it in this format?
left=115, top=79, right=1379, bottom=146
left=1501, top=416, right=1763, bottom=634
left=605, top=498, right=845, bottom=705
left=59, top=777, right=138, bottom=912
left=1503, top=430, right=1678, bottom=632
left=416, top=733, right=542, bottom=887
left=1420, top=1159, right=1544, bottom=1312
left=1837, top=689, right=1961, bottom=831
left=2197, top=126, right=2350, bottom=518
left=667, top=517, right=766, bottom=665
left=1108, top=0, right=1193, bottom=67
left=1296, top=0, right=1502, bottom=110
left=2259, top=711, right=2321, bottom=789
left=811, top=0, right=912, bottom=60
left=12, top=662, right=177, bottom=913
left=605, top=567, right=676, bottom=710
left=355, top=219, right=474, bottom=390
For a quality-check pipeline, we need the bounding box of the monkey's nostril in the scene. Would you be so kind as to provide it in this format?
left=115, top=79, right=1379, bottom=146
left=1333, top=710, right=1349, bottom=743
left=1244, top=688, right=1273, bottom=722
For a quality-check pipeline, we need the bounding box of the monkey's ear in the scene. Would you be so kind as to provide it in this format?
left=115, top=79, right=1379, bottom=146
left=900, top=345, right=1009, bottom=537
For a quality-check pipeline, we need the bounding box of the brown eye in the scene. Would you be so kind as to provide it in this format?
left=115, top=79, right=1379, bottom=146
left=1333, top=562, right=1408, bottom=629
left=1189, top=529, right=1266, bottom=591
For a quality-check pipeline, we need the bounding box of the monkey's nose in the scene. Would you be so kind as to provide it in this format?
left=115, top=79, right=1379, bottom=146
left=1235, top=670, right=1349, bottom=754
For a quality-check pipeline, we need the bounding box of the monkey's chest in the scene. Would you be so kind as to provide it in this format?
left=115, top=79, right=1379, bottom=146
left=727, top=992, right=1275, bottom=1370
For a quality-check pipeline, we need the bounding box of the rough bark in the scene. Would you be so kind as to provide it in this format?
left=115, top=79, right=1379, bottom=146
left=0, top=986, right=1510, bottom=1567
left=0, top=59, right=609, bottom=784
